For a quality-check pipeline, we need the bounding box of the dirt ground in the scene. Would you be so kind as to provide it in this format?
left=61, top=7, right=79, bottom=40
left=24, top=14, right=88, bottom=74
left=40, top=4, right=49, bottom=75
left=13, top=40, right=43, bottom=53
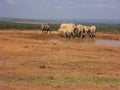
left=0, top=30, right=120, bottom=90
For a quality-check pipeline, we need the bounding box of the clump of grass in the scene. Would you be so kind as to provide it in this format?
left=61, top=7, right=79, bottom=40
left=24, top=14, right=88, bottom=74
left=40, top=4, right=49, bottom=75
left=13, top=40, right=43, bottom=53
left=0, top=74, right=120, bottom=85
left=91, top=76, right=120, bottom=84
left=54, top=74, right=120, bottom=85
left=0, top=74, right=54, bottom=84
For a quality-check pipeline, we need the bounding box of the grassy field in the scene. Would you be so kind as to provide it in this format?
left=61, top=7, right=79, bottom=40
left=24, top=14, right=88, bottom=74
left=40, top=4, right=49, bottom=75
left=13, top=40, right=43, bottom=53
left=0, top=21, right=60, bottom=30
left=0, top=30, right=120, bottom=90
left=96, top=24, right=120, bottom=34
left=0, top=21, right=120, bottom=34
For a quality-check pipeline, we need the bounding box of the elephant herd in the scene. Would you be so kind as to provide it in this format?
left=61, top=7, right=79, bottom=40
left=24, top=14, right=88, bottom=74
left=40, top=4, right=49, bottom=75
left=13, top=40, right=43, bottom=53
left=41, top=23, right=96, bottom=39
left=58, top=23, right=96, bottom=39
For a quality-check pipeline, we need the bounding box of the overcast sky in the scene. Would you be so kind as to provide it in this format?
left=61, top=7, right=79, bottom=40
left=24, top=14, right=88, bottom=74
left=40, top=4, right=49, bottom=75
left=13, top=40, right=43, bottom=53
left=0, top=0, right=120, bottom=20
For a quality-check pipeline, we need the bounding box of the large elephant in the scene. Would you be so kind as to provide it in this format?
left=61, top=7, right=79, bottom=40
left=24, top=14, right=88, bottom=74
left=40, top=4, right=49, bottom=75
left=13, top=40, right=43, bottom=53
left=41, top=24, right=51, bottom=34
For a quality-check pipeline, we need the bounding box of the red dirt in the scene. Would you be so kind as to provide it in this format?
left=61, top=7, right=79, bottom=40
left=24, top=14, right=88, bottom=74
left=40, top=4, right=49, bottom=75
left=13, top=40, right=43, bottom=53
left=0, top=30, right=120, bottom=90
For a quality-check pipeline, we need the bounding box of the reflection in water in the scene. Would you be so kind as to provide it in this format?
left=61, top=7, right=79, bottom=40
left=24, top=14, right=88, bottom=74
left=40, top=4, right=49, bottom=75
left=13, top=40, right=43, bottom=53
left=80, top=39, right=95, bottom=44
left=78, top=39, right=120, bottom=46
left=48, top=39, right=120, bottom=46
left=95, top=40, right=120, bottom=46
left=80, top=39, right=120, bottom=46
left=47, top=39, right=60, bottom=43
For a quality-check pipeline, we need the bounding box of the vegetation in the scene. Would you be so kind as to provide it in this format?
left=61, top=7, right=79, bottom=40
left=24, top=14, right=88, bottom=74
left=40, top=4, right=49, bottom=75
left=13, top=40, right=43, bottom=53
left=96, top=24, right=120, bottom=34
left=0, top=21, right=120, bottom=33
left=0, top=21, right=41, bottom=30
left=0, top=21, right=60, bottom=31
left=0, top=74, right=120, bottom=85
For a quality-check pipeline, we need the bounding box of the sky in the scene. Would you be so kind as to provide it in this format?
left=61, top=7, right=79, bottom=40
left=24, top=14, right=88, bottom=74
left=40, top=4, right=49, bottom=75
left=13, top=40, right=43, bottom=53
left=0, top=0, right=120, bottom=20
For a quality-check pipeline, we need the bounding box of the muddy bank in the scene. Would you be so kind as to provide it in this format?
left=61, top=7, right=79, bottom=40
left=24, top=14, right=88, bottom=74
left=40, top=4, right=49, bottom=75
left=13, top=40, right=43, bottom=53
left=96, top=33, right=120, bottom=40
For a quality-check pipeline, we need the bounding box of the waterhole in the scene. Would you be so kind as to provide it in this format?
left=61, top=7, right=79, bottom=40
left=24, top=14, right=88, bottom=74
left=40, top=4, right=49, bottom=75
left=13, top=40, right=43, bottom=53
left=47, top=39, right=120, bottom=46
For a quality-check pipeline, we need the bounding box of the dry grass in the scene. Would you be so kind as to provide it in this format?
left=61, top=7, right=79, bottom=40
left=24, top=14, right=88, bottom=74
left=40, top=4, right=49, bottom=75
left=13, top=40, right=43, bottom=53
left=0, top=30, right=120, bottom=90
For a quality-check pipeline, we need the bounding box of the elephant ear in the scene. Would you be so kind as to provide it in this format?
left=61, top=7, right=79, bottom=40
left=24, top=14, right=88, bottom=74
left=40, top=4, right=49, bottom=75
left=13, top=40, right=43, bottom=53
left=74, top=28, right=78, bottom=34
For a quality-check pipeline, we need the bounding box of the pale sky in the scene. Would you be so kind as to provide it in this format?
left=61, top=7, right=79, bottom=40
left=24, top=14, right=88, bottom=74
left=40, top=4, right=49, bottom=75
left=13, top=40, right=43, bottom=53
left=0, top=0, right=120, bottom=20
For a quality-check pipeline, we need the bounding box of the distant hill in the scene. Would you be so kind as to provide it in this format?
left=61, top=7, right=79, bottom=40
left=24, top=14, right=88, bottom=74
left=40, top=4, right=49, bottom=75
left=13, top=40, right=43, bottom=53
left=0, top=18, right=120, bottom=24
